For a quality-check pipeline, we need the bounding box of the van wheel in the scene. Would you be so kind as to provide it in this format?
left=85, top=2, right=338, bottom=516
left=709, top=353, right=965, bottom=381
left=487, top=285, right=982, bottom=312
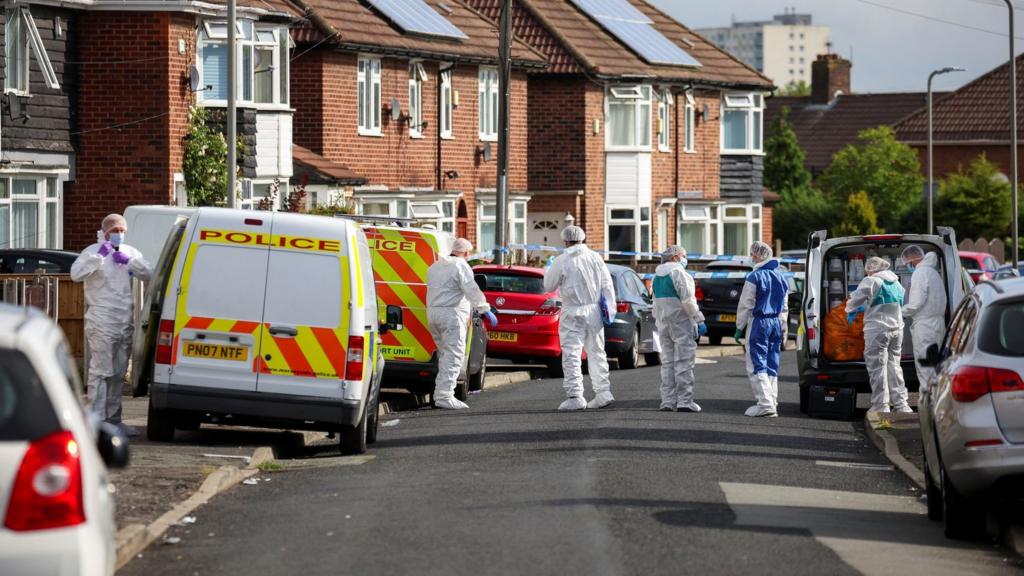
left=175, top=412, right=201, bottom=432
left=644, top=352, right=661, bottom=366
left=799, top=385, right=809, bottom=414
left=618, top=330, right=639, bottom=369
left=365, top=386, right=380, bottom=445
left=942, top=468, right=984, bottom=539
left=469, top=360, right=487, bottom=392
left=339, top=409, right=368, bottom=456
left=454, top=378, right=469, bottom=402
left=924, top=454, right=943, bottom=521
left=147, top=402, right=175, bottom=442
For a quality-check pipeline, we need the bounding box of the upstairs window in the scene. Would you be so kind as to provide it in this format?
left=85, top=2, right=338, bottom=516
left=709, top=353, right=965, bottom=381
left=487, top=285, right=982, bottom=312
left=657, top=89, right=672, bottom=152
left=683, top=91, right=696, bottom=153
left=4, top=7, right=59, bottom=94
left=358, top=56, right=382, bottom=135
left=440, top=69, right=453, bottom=139
left=721, top=93, right=763, bottom=154
left=198, top=21, right=289, bottom=106
left=606, top=85, right=652, bottom=150
left=408, top=62, right=426, bottom=138
left=479, top=67, right=498, bottom=141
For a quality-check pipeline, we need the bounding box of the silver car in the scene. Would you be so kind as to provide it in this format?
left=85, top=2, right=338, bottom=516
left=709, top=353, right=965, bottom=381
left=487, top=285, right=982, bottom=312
left=919, top=278, right=1024, bottom=540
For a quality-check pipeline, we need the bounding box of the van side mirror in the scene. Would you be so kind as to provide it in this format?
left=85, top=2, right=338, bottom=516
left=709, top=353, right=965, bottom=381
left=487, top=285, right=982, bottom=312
left=380, top=305, right=404, bottom=335
left=97, top=422, right=129, bottom=469
left=919, top=343, right=942, bottom=368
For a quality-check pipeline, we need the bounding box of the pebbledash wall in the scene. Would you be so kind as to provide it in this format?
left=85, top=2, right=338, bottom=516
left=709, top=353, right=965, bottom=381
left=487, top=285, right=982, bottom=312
left=290, top=49, right=530, bottom=247
left=64, top=12, right=192, bottom=250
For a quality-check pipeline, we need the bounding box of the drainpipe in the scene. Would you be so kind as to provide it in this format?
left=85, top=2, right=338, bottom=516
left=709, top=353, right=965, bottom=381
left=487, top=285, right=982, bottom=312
left=437, top=65, right=444, bottom=191
left=673, top=87, right=681, bottom=249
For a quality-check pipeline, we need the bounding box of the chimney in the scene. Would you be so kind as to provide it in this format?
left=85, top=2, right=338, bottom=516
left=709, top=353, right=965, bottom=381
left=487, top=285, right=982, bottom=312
left=811, top=54, right=851, bottom=104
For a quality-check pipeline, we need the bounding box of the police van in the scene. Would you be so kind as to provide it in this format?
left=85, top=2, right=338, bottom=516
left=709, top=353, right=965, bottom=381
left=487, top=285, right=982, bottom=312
left=134, top=208, right=396, bottom=454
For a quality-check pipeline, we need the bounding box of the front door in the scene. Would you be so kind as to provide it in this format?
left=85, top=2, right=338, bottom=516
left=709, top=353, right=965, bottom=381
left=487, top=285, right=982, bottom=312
left=528, top=212, right=563, bottom=250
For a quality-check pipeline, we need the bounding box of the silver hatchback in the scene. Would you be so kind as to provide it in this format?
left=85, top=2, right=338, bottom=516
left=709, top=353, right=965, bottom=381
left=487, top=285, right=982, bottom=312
left=919, top=278, right=1024, bottom=540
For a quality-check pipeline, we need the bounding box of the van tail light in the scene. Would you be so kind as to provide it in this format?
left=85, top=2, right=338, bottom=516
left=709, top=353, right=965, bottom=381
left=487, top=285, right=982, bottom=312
left=807, top=327, right=816, bottom=341
left=345, top=335, right=365, bottom=381
left=695, top=286, right=705, bottom=302
left=4, top=430, right=84, bottom=532
left=617, top=301, right=630, bottom=314
left=156, top=319, right=175, bottom=364
left=537, top=298, right=562, bottom=316
left=952, top=366, right=1024, bottom=402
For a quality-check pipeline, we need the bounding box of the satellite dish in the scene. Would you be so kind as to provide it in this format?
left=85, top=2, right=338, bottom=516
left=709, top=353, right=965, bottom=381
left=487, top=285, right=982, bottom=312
left=482, top=142, right=492, bottom=162
left=189, top=64, right=202, bottom=92
left=390, top=97, right=401, bottom=121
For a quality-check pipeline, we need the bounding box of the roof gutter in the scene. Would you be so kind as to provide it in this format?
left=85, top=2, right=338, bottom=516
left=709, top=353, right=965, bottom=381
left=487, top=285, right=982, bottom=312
left=593, top=72, right=768, bottom=91
left=332, top=42, right=545, bottom=69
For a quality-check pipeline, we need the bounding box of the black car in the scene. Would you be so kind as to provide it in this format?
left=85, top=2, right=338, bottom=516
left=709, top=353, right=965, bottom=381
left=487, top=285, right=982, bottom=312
left=695, top=260, right=752, bottom=344
left=0, top=249, right=79, bottom=274
left=604, top=264, right=659, bottom=369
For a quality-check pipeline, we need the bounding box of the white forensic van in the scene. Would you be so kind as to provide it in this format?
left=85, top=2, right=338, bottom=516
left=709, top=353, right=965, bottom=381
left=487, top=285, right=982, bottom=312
left=135, top=208, right=397, bottom=454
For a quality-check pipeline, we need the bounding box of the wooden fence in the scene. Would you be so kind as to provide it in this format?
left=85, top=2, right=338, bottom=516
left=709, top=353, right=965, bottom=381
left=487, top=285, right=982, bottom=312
left=0, top=274, right=86, bottom=361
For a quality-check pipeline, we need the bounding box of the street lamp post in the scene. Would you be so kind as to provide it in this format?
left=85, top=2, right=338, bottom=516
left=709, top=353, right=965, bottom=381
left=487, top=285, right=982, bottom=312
left=1003, top=0, right=1019, bottom=270
left=927, top=67, right=965, bottom=234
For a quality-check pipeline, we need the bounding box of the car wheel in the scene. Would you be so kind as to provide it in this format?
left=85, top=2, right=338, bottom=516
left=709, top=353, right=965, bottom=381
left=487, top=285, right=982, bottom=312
left=547, top=358, right=564, bottom=378
left=147, top=401, right=175, bottom=442
left=339, top=407, right=368, bottom=456
left=799, top=385, right=809, bottom=414
left=924, top=453, right=943, bottom=521
left=469, top=358, right=487, bottom=391
left=618, top=329, right=639, bottom=370
left=644, top=352, right=661, bottom=366
left=175, top=412, right=201, bottom=432
left=365, top=382, right=380, bottom=445
left=942, top=467, right=984, bottom=539
left=708, top=334, right=723, bottom=346
left=454, top=377, right=469, bottom=402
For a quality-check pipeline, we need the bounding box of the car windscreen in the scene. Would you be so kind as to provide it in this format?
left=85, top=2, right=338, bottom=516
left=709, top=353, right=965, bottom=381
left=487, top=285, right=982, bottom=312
left=959, top=257, right=981, bottom=271
left=477, top=273, right=546, bottom=294
left=978, top=299, right=1024, bottom=357
left=0, top=349, right=61, bottom=442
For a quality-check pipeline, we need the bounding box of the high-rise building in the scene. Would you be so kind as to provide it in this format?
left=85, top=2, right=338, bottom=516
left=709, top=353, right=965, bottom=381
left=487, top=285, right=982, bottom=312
left=696, top=10, right=831, bottom=89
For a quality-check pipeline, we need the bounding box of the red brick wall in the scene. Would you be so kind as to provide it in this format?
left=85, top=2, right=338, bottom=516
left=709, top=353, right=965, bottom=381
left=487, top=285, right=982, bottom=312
left=65, top=12, right=192, bottom=250
left=582, top=82, right=606, bottom=249
left=763, top=205, right=773, bottom=244
left=527, top=76, right=586, bottom=192
left=911, top=143, right=1024, bottom=180
left=291, top=50, right=530, bottom=246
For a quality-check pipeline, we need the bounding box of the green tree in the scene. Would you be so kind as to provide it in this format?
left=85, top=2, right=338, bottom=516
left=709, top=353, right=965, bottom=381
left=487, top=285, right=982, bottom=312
left=934, top=154, right=1011, bottom=239
left=764, top=107, right=812, bottom=193
left=183, top=106, right=229, bottom=206
left=773, top=185, right=834, bottom=249
left=834, top=191, right=882, bottom=237
left=776, top=80, right=811, bottom=97
left=818, top=126, right=923, bottom=232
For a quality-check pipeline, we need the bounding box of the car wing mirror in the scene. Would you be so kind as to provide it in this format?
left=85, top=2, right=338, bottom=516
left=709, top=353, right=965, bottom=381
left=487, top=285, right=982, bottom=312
left=381, top=304, right=404, bottom=335
left=919, top=343, right=942, bottom=368
left=97, top=421, right=129, bottom=469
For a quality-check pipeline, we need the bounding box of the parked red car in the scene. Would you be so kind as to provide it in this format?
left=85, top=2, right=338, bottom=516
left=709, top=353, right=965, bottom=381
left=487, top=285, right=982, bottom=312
left=473, top=265, right=564, bottom=374
left=959, top=251, right=1000, bottom=283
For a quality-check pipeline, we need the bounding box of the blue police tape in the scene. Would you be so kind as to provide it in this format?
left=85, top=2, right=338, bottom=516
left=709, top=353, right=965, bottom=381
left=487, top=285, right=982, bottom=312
left=640, top=271, right=801, bottom=280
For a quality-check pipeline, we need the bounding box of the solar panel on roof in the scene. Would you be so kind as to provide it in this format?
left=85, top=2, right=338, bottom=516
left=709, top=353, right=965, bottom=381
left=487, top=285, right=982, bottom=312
left=364, top=0, right=468, bottom=40
left=569, top=0, right=701, bottom=67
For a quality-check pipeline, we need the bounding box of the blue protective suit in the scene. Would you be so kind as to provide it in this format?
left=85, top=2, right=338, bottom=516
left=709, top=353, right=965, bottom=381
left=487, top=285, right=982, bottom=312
left=736, top=259, right=789, bottom=416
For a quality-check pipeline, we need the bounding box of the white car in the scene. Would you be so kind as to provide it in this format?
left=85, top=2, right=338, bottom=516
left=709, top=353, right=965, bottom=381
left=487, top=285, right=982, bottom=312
left=0, top=304, right=128, bottom=575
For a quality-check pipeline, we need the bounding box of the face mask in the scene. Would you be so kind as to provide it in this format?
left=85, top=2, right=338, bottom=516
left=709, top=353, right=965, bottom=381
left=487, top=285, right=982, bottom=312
left=109, top=232, right=125, bottom=247
left=906, top=265, right=916, bottom=272
left=678, top=258, right=688, bottom=269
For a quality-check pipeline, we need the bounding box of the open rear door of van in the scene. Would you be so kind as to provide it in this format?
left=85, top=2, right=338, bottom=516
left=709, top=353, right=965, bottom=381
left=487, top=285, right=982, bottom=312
left=800, top=230, right=828, bottom=358
left=169, top=212, right=271, bottom=393
left=936, top=226, right=967, bottom=311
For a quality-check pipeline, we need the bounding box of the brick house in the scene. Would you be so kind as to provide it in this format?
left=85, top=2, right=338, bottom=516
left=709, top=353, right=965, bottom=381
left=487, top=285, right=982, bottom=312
left=894, top=55, right=1024, bottom=182
left=1, top=0, right=300, bottom=251
left=287, top=0, right=546, bottom=251
left=464, top=0, right=773, bottom=258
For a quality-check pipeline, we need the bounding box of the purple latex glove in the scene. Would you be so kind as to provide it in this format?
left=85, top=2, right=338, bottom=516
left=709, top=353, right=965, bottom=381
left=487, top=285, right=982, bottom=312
left=97, top=242, right=113, bottom=257
left=112, top=250, right=131, bottom=266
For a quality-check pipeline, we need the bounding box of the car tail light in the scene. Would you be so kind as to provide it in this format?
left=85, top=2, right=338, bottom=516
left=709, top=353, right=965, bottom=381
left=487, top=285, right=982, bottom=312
left=537, top=298, right=562, bottom=316
left=965, top=439, right=1004, bottom=448
left=4, top=430, right=84, bottom=532
left=617, top=301, right=630, bottom=314
left=345, top=335, right=364, bottom=380
left=951, top=365, right=1023, bottom=402
left=156, top=319, right=175, bottom=364
left=695, top=286, right=705, bottom=302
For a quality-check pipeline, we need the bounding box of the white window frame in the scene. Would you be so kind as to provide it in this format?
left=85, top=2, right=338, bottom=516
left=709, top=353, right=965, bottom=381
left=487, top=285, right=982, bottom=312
left=408, top=62, right=426, bottom=138
left=657, top=89, right=672, bottom=152
left=683, top=92, right=696, bottom=153
left=357, top=195, right=411, bottom=219
left=5, top=7, right=59, bottom=95
left=605, top=205, right=650, bottom=255
left=440, top=69, right=453, bottom=140
left=197, top=20, right=289, bottom=108
left=0, top=175, right=63, bottom=249
left=720, top=203, right=763, bottom=255
left=357, top=56, right=382, bottom=136
left=605, top=85, right=652, bottom=152
left=677, top=204, right=722, bottom=255
left=477, top=198, right=527, bottom=252
left=720, top=92, right=764, bottom=155
left=478, top=67, right=498, bottom=142
left=239, top=179, right=289, bottom=211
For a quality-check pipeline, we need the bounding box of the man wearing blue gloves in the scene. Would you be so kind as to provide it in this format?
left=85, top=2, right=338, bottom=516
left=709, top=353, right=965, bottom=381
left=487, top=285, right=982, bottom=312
left=426, top=238, right=496, bottom=410
left=652, top=246, right=706, bottom=412
left=846, top=256, right=909, bottom=414
left=735, top=241, right=789, bottom=417
left=544, top=225, right=616, bottom=411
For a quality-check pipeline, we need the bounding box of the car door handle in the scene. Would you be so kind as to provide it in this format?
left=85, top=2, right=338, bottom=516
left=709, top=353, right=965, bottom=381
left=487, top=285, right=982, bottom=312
left=268, top=326, right=298, bottom=337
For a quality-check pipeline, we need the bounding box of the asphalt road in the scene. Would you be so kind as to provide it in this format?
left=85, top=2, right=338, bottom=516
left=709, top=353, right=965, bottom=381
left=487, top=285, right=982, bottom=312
left=119, top=352, right=1023, bottom=576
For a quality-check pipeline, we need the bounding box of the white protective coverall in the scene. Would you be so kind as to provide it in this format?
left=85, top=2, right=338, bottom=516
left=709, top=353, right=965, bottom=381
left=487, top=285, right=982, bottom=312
left=426, top=255, right=490, bottom=403
left=543, top=244, right=615, bottom=409
left=902, top=252, right=947, bottom=390
left=71, top=241, right=152, bottom=422
left=846, top=269, right=909, bottom=413
left=652, top=261, right=705, bottom=411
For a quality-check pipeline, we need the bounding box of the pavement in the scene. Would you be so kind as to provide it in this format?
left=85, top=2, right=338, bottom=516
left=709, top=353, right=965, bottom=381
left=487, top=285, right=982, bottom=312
left=116, top=351, right=1023, bottom=576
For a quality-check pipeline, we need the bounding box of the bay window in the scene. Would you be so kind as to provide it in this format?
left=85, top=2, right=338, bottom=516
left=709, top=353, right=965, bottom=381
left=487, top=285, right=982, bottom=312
left=478, top=199, right=527, bottom=254
left=606, top=206, right=650, bottom=254
left=479, top=67, right=498, bottom=141
left=359, top=197, right=410, bottom=219
left=358, top=56, right=382, bottom=135
left=721, top=93, right=763, bottom=154
left=606, top=85, right=652, bottom=150
left=0, top=177, right=62, bottom=249
left=239, top=180, right=288, bottom=210
left=198, top=20, right=289, bottom=106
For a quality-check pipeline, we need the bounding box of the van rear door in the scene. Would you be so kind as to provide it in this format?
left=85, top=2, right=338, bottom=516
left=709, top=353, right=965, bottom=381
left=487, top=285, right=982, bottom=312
left=169, top=215, right=271, bottom=393
left=801, top=230, right=828, bottom=356
left=256, top=213, right=351, bottom=398
left=936, top=226, right=967, bottom=312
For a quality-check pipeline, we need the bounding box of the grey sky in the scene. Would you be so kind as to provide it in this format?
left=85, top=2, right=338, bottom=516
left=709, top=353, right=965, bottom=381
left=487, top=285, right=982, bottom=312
left=650, top=0, right=1024, bottom=93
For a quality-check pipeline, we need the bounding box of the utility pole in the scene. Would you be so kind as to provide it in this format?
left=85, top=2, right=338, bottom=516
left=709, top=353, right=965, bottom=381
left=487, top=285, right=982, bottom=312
left=227, top=0, right=237, bottom=208
left=927, top=67, right=964, bottom=234
left=494, top=0, right=511, bottom=264
left=1004, top=0, right=1019, bottom=270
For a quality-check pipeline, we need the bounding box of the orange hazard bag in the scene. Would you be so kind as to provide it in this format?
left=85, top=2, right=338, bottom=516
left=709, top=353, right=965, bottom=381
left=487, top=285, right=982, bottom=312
left=823, top=299, right=865, bottom=362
